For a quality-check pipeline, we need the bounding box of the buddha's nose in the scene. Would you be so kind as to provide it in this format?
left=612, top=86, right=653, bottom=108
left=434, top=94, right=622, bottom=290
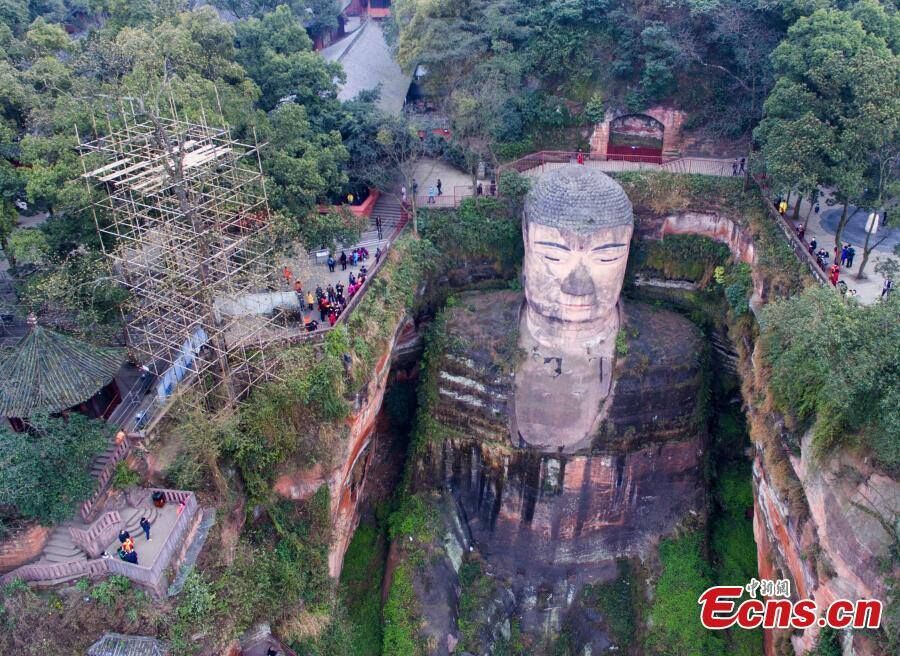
left=561, top=263, right=595, bottom=297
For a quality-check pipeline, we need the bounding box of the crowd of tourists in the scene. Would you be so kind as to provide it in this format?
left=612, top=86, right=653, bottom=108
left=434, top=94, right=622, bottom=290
left=289, top=246, right=380, bottom=332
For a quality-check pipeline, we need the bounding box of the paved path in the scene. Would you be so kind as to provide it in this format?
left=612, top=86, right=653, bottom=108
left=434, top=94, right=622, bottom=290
left=792, top=193, right=895, bottom=304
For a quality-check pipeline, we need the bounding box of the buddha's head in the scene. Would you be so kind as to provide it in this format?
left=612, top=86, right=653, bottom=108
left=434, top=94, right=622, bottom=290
left=522, top=166, right=633, bottom=340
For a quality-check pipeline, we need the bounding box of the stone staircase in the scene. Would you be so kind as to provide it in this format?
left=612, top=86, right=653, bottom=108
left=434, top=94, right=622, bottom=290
left=41, top=526, right=87, bottom=564
left=89, top=441, right=120, bottom=479
left=370, top=192, right=405, bottom=230
left=120, top=505, right=160, bottom=538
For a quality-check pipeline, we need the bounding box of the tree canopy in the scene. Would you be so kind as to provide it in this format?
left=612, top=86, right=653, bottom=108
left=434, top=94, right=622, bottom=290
left=0, top=412, right=111, bottom=524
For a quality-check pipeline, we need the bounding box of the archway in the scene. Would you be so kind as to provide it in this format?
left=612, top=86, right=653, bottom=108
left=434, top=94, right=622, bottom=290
left=607, top=114, right=665, bottom=163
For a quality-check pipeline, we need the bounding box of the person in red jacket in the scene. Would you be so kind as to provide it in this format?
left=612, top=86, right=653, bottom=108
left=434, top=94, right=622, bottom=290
left=829, top=263, right=840, bottom=286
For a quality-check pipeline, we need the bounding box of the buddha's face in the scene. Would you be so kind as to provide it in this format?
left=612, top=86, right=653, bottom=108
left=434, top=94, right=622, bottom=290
left=523, top=221, right=632, bottom=324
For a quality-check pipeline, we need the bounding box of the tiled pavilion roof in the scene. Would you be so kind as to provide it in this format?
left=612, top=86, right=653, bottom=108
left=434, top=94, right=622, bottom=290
left=86, top=633, right=168, bottom=656
left=0, top=318, right=124, bottom=418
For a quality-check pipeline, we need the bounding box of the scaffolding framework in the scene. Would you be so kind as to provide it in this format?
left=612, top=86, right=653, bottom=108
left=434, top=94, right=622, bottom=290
left=80, top=106, right=281, bottom=405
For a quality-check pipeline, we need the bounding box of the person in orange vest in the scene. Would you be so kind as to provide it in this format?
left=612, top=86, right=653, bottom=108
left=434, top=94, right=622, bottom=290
left=283, top=266, right=293, bottom=287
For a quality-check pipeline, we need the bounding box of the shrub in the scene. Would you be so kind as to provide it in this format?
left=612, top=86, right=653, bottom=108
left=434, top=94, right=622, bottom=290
left=761, top=288, right=900, bottom=471
left=382, top=564, right=421, bottom=656
left=583, top=560, right=638, bottom=649
left=110, top=461, right=140, bottom=490
left=0, top=413, right=111, bottom=523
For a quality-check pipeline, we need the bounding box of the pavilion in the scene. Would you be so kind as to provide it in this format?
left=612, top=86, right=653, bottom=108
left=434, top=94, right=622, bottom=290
left=0, top=315, right=124, bottom=430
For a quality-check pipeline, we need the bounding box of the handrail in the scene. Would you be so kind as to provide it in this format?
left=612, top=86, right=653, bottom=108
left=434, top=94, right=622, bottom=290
left=751, top=174, right=829, bottom=287
left=2, top=490, right=200, bottom=597
left=80, top=437, right=133, bottom=522
left=69, top=511, right=122, bottom=558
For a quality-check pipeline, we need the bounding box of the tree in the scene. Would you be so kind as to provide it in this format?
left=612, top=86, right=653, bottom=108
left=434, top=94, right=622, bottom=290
left=758, top=9, right=899, bottom=251
left=761, top=287, right=900, bottom=472
left=261, top=101, right=348, bottom=217
left=234, top=5, right=342, bottom=111
left=0, top=413, right=111, bottom=524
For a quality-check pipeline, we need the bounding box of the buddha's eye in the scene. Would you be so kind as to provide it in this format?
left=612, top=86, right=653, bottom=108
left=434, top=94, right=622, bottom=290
left=544, top=255, right=560, bottom=262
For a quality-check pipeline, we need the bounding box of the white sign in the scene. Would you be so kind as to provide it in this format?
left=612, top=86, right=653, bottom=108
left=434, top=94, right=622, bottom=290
left=866, top=212, right=880, bottom=234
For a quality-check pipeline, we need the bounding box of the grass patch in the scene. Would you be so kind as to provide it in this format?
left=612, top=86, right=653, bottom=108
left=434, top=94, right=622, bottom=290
left=339, top=522, right=388, bottom=656
left=583, top=559, right=639, bottom=649
left=382, top=563, right=421, bottom=656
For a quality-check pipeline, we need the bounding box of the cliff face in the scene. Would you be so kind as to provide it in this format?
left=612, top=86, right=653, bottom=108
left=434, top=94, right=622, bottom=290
left=750, top=402, right=899, bottom=655
left=273, top=317, right=421, bottom=577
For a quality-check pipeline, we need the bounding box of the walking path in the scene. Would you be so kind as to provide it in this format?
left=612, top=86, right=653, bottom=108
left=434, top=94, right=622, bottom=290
left=794, top=193, right=896, bottom=304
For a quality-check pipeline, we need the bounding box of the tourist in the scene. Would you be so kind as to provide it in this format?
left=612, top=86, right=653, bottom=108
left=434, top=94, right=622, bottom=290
left=140, top=517, right=152, bottom=542
left=283, top=266, right=293, bottom=287
left=846, top=244, right=855, bottom=268
left=327, top=254, right=335, bottom=272
left=375, top=215, right=383, bottom=239
left=306, top=290, right=314, bottom=312
left=318, top=296, right=329, bottom=322
left=829, top=263, right=840, bottom=286
left=347, top=192, right=354, bottom=204
left=882, top=278, right=893, bottom=298
left=375, top=247, right=381, bottom=264
left=808, top=238, right=817, bottom=254
left=732, top=160, right=739, bottom=176
left=814, top=203, right=820, bottom=215
left=360, top=264, right=368, bottom=277
left=340, top=250, right=347, bottom=270
left=739, top=157, right=746, bottom=173
left=797, top=224, right=805, bottom=240
left=437, top=178, right=442, bottom=195
left=477, top=183, right=483, bottom=196
left=428, top=186, right=436, bottom=204
left=305, top=318, right=319, bottom=332
left=315, top=285, right=324, bottom=300
left=576, top=149, right=585, bottom=165
left=336, top=282, right=344, bottom=302
left=118, top=529, right=130, bottom=544
left=840, top=244, right=849, bottom=266
left=412, top=179, right=418, bottom=197
left=328, top=308, right=337, bottom=326
left=293, top=280, right=303, bottom=305
left=351, top=250, right=359, bottom=266
left=489, top=179, right=496, bottom=196
left=401, top=186, right=407, bottom=202
left=327, top=285, right=336, bottom=303
left=778, top=199, right=788, bottom=216
left=349, top=272, right=357, bottom=286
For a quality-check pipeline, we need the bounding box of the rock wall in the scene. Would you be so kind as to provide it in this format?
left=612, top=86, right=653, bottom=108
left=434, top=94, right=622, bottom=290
left=274, top=316, right=421, bottom=577
left=590, top=106, right=687, bottom=157
left=0, top=523, right=50, bottom=573
left=751, top=414, right=898, bottom=655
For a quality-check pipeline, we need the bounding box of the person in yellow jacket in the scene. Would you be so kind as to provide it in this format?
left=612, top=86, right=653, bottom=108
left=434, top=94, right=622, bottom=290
left=305, top=290, right=314, bottom=311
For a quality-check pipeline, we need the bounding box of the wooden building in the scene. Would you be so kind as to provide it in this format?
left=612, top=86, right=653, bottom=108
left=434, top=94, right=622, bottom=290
left=0, top=315, right=124, bottom=430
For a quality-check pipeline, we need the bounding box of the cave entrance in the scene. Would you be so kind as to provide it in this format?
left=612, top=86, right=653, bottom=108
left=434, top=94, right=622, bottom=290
left=607, top=114, right=665, bottom=164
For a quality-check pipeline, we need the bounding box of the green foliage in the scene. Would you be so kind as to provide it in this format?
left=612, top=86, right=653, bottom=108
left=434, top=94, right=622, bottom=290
left=419, top=196, right=522, bottom=275
left=646, top=532, right=724, bottom=656
left=298, top=206, right=367, bottom=253
left=760, top=288, right=900, bottom=471
left=615, top=330, right=628, bottom=357
left=382, top=563, right=421, bottom=656
left=722, top=263, right=753, bottom=316
left=583, top=92, right=606, bottom=125
left=636, top=234, right=731, bottom=285
left=6, top=228, right=48, bottom=267
left=812, top=626, right=842, bottom=656
left=388, top=494, right=437, bottom=547
left=583, top=560, right=638, bottom=649
left=339, top=522, right=388, bottom=656
left=110, top=461, right=140, bottom=490
left=456, top=557, right=497, bottom=651
left=90, top=574, right=132, bottom=607
left=0, top=413, right=111, bottom=523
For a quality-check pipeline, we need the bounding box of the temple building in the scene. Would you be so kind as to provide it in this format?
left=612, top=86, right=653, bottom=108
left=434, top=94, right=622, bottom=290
left=0, top=315, right=124, bottom=430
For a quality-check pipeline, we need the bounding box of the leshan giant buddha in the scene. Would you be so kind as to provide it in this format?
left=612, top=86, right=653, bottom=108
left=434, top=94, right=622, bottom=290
left=515, top=166, right=634, bottom=451
left=413, top=165, right=707, bottom=644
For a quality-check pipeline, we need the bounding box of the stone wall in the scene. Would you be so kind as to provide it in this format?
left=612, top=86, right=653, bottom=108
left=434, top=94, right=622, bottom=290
left=0, top=523, right=50, bottom=573
left=590, top=106, right=687, bottom=157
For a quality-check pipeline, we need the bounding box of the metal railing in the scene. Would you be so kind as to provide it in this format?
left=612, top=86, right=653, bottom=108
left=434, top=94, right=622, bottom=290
left=80, top=437, right=134, bottom=522
left=501, top=151, right=735, bottom=177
